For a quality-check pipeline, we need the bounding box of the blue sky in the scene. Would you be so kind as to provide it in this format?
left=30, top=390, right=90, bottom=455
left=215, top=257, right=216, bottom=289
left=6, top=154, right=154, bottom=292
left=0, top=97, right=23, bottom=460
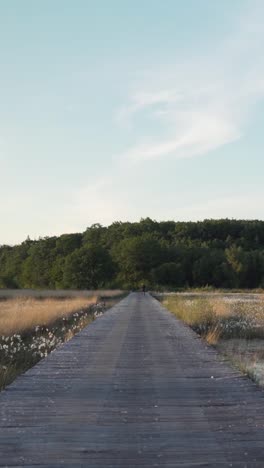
left=1, top=0, right=264, bottom=244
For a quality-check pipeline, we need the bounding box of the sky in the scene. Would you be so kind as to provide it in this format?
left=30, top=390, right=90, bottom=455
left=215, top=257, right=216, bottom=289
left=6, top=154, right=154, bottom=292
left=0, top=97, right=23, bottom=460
left=1, top=0, right=264, bottom=244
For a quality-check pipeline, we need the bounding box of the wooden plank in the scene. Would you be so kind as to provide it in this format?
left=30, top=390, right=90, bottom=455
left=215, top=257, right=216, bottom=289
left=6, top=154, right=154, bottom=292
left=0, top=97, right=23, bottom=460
left=0, top=293, right=264, bottom=466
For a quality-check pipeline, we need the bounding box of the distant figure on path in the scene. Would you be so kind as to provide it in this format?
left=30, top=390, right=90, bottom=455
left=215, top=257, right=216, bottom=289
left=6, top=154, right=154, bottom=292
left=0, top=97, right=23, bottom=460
left=142, top=284, right=146, bottom=295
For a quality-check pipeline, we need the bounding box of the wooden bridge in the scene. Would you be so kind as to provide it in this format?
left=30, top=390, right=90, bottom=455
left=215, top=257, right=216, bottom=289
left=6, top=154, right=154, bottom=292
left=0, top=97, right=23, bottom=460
left=1, top=293, right=264, bottom=466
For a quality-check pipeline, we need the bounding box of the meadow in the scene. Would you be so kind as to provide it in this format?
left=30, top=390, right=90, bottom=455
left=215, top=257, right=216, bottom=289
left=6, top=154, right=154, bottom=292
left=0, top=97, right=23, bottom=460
left=0, top=290, right=124, bottom=390
left=161, top=293, right=264, bottom=387
left=0, top=289, right=123, bottom=299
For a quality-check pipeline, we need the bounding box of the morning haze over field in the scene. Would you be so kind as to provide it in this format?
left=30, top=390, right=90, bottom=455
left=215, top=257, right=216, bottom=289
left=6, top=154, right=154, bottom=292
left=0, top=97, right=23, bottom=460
left=1, top=0, right=264, bottom=244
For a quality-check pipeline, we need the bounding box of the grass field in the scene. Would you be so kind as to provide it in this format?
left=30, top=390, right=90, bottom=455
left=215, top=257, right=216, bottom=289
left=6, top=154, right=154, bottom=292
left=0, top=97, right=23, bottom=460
left=0, top=289, right=124, bottom=299
left=161, top=293, right=264, bottom=388
left=0, top=290, right=125, bottom=390
left=0, top=296, right=97, bottom=336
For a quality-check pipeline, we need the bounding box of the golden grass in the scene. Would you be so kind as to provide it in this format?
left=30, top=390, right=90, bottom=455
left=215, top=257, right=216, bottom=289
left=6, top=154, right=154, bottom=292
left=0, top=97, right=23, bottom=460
left=0, top=293, right=127, bottom=390
left=163, top=297, right=214, bottom=329
left=210, top=299, right=231, bottom=318
left=0, top=289, right=124, bottom=299
left=162, top=295, right=264, bottom=341
left=204, top=326, right=222, bottom=345
left=0, top=296, right=97, bottom=336
left=161, top=294, right=264, bottom=388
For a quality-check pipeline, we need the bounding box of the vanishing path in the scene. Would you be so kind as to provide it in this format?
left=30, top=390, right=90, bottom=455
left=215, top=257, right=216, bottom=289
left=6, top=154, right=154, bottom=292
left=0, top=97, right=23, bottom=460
left=1, top=293, right=264, bottom=467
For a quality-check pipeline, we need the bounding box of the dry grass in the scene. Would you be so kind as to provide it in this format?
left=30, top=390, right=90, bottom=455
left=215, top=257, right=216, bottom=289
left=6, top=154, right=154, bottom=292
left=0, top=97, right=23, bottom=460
left=0, top=297, right=98, bottom=336
left=163, top=297, right=214, bottom=330
left=204, top=326, right=222, bottom=345
left=161, top=294, right=264, bottom=388
left=0, top=293, right=126, bottom=390
left=162, top=295, right=264, bottom=340
left=0, top=289, right=124, bottom=299
left=216, top=339, right=264, bottom=387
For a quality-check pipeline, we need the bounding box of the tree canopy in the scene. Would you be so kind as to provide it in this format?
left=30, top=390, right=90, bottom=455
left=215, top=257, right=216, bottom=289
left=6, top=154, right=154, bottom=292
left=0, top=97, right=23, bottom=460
left=1, top=218, right=264, bottom=289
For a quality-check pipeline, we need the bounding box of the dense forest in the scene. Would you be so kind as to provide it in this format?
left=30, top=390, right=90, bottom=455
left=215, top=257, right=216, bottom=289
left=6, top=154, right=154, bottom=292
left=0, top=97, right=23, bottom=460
left=1, top=218, right=264, bottom=290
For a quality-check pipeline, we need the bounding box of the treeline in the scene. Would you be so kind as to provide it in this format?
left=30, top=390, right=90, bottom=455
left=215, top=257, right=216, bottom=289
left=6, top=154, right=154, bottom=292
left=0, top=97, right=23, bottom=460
left=1, top=218, right=264, bottom=290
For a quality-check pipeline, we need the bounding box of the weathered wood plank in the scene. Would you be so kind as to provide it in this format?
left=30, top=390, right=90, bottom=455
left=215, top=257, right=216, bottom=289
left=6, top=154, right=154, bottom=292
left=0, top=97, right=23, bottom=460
left=0, top=293, right=264, bottom=466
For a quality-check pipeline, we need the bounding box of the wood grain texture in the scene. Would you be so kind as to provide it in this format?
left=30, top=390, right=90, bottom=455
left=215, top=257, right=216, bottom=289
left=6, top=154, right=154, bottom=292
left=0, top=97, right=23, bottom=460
left=0, top=293, right=264, bottom=467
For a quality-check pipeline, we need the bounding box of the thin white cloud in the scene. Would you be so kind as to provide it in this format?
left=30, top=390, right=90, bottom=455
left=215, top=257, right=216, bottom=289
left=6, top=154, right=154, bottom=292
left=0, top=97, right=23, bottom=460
left=122, top=111, right=239, bottom=163
left=116, top=89, right=183, bottom=126
left=116, top=1, right=264, bottom=164
left=66, top=1, right=264, bottom=230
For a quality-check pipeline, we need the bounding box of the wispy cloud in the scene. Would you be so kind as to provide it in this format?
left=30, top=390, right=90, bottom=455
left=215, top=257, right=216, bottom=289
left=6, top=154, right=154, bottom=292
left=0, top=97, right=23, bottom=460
left=117, top=1, right=264, bottom=164
left=66, top=1, right=264, bottom=229
left=121, top=110, right=239, bottom=163
left=116, top=89, right=183, bottom=127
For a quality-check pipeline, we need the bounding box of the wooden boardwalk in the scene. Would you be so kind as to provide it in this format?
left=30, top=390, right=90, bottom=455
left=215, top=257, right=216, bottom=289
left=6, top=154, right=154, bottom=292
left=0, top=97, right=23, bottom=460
left=1, top=293, right=264, bottom=467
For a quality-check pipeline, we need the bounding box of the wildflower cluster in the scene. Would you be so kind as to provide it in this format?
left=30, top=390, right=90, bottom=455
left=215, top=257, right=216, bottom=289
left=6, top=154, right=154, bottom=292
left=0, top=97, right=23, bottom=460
left=91, top=301, right=106, bottom=318
left=216, top=301, right=264, bottom=339
left=164, top=296, right=264, bottom=341
left=0, top=301, right=106, bottom=390
left=163, top=294, right=264, bottom=390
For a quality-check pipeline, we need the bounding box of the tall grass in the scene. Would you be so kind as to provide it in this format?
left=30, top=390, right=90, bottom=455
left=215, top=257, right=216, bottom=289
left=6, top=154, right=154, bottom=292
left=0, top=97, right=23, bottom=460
left=162, top=296, right=264, bottom=341
left=0, top=297, right=97, bottom=336
left=162, top=294, right=264, bottom=387
left=0, top=289, right=124, bottom=299
left=0, top=294, right=123, bottom=390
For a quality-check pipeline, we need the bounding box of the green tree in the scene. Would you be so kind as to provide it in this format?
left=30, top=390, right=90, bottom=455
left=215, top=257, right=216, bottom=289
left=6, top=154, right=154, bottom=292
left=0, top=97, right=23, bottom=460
left=62, top=246, right=114, bottom=289
left=151, top=262, right=185, bottom=288
left=112, top=235, right=167, bottom=287
left=193, top=250, right=232, bottom=287
left=21, top=237, right=57, bottom=288
left=0, top=239, right=33, bottom=288
left=55, top=233, right=82, bottom=256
